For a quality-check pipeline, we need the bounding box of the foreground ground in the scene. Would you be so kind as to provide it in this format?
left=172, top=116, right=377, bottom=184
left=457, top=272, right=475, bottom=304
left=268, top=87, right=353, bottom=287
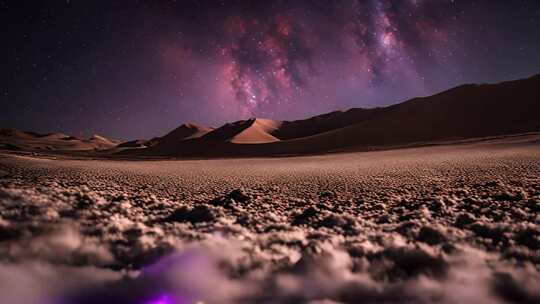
left=0, top=135, right=539, bottom=303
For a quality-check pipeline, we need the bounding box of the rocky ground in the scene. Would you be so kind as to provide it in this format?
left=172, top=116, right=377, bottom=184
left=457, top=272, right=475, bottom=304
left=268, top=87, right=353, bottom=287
left=0, top=136, right=539, bottom=304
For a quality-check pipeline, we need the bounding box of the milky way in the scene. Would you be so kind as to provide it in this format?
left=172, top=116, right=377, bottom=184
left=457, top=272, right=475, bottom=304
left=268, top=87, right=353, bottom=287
left=158, top=0, right=454, bottom=117
left=1, top=0, right=540, bottom=139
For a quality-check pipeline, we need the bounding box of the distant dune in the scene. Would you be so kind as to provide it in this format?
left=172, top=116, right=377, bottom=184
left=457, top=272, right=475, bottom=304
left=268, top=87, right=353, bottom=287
left=201, top=118, right=281, bottom=144
left=161, top=123, right=213, bottom=142
left=265, top=74, right=540, bottom=155
left=137, top=123, right=214, bottom=155
left=0, top=129, right=118, bottom=151
left=2, top=74, right=540, bottom=157
left=274, top=107, right=384, bottom=140
left=117, top=139, right=149, bottom=149
left=124, top=74, right=540, bottom=157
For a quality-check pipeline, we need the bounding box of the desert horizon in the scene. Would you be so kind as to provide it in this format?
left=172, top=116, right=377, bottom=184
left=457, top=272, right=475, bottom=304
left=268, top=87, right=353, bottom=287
left=2, top=74, right=539, bottom=159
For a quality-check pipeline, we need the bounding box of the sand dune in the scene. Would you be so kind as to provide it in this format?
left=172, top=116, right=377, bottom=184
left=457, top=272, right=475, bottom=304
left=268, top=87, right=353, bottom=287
left=197, top=118, right=280, bottom=143
left=142, top=119, right=282, bottom=156
left=161, top=123, right=213, bottom=142
left=228, top=118, right=281, bottom=144
left=270, top=74, right=540, bottom=154
left=274, top=107, right=384, bottom=140
left=3, top=74, right=540, bottom=157
left=117, top=139, right=149, bottom=148
left=123, top=74, right=540, bottom=157
left=87, top=134, right=119, bottom=148
left=0, top=129, right=118, bottom=151
left=39, top=132, right=70, bottom=140
left=0, top=129, right=39, bottom=139
left=137, top=123, right=213, bottom=155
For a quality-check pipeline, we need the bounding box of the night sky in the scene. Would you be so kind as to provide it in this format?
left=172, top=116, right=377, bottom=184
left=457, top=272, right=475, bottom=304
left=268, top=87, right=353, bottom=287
left=1, top=1, right=539, bottom=140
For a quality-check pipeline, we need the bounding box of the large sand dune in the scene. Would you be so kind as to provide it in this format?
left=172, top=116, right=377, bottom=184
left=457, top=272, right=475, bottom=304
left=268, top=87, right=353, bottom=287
left=226, top=118, right=282, bottom=144
left=2, top=75, right=539, bottom=158
left=125, top=74, right=540, bottom=157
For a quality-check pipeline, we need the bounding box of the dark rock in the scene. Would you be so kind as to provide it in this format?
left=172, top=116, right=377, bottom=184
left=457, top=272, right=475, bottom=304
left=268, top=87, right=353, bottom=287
left=417, top=226, right=447, bottom=245
left=376, top=214, right=392, bottom=224
left=370, top=247, right=448, bottom=280
left=428, top=200, right=447, bottom=214
left=319, top=214, right=350, bottom=229
left=235, top=214, right=252, bottom=226
left=292, top=206, right=319, bottom=225
left=75, top=193, right=94, bottom=209
left=455, top=213, right=475, bottom=227
left=319, top=190, right=336, bottom=199
left=209, top=189, right=251, bottom=207
left=209, top=196, right=231, bottom=207
left=515, top=228, right=540, bottom=250
left=166, top=205, right=215, bottom=223
left=441, top=243, right=457, bottom=254
left=484, top=180, right=502, bottom=188
left=395, top=221, right=419, bottom=238
left=227, top=189, right=250, bottom=203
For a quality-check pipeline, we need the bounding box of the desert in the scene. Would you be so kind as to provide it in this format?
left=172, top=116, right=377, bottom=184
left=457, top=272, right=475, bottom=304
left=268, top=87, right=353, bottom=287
left=2, top=1, right=540, bottom=303
left=1, top=133, right=539, bottom=303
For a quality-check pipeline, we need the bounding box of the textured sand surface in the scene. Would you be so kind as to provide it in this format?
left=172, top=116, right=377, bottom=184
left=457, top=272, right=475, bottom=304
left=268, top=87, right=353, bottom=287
left=0, top=135, right=539, bottom=303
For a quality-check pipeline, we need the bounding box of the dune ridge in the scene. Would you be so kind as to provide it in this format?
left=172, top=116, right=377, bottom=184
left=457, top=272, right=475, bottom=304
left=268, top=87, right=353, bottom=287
left=0, top=129, right=118, bottom=151
left=219, top=118, right=282, bottom=144
left=2, top=74, right=540, bottom=157
left=132, top=74, right=540, bottom=157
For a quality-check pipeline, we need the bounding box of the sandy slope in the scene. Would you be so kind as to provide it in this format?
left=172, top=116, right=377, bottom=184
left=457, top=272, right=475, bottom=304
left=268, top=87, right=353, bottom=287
left=273, top=107, right=384, bottom=140
left=3, top=75, right=539, bottom=158
left=160, top=123, right=213, bottom=141
left=125, top=74, right=540, bottom=157
left=227, top=118, right=282, bottom=144
left=0, top=134, right=539, bottom=303
left=268, top=75, right=540, bottom=155
left=0, top=129, right=118, bottom=151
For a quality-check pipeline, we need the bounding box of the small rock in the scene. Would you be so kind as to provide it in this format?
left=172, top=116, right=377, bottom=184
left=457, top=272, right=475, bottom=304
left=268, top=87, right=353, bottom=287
left=515, top=228, right=540, bottom=250
left=428, top=199, right=447, bottom=214
left=319, top=213, right=357, bottom=233
left=484, top=180, right=502, bottom=188
left=469, top=223, right=508, bottom=246
left=166, top=205, right=215, bottom=223
left=227, top=189, right=250, bottom=203
left=455, top=213, right=475, bottom=227
left=417, top=226, right=447, bottom=245
left=209, top=189, right=251, bottom=207
left=493, top=192, right=522, bottom=202
left=292, top=206, right=319, bottom=225
left=319, top=190, right=336, bottom=199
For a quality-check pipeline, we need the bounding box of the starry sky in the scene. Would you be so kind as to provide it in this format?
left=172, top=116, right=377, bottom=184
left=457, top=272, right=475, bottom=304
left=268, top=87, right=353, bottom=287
left=1, top=0, right=539, bottom=140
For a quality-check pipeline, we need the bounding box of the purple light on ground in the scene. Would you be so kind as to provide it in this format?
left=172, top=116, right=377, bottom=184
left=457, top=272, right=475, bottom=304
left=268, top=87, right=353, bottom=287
left=145, top=294, right=174, bottom=304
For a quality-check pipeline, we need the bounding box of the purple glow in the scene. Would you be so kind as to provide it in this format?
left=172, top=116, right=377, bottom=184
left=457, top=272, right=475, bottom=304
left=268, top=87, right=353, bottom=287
left=3, top=2, right=540, bottom=140
left=145, top=294, right=174, bottom=304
